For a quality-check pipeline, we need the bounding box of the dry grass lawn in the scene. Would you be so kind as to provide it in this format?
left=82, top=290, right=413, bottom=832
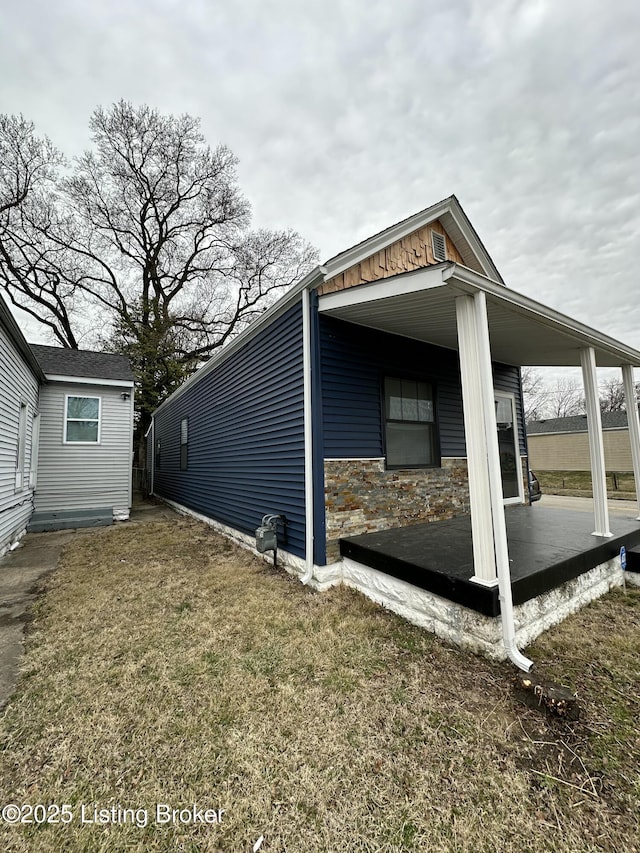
left=537, top=470, right=636, bottom=501
left=0, top=517, right=639, bottom=852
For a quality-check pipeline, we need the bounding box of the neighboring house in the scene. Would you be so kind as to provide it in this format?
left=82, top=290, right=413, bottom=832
left=0, top=297, right=45, bottom=554
left=28, top=345, right=135, bottom=531
left=527, top=412, right=638, bottom=472
left=0, top=293, right=135, bottom=553
left=148, top=196, right=640, bottom=665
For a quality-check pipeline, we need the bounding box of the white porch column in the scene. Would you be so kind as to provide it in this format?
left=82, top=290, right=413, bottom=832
left=473, top=291, right=511, bottom=585
left=621, top=364, right=640, bottom=520
left=580, top=346, right=612, bottom=537
left=455, top=294, right=497, bottom=585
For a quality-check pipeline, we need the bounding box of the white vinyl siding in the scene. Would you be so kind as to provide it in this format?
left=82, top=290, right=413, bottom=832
left=0, top=325, right=39, bottom=553
left=34, top=381, right=133, bottom=519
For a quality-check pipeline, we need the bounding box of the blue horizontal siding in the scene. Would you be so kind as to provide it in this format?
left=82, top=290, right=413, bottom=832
left=153, top=302, right=306, bottom=558
left=493, top=364, right=527, bottom=456
left=320, top=317, right=466, bottom=458
left=320, top=316, right=525, bottom=460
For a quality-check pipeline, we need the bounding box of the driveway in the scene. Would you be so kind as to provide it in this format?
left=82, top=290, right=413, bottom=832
left=538, top=493, right=639, bottom=517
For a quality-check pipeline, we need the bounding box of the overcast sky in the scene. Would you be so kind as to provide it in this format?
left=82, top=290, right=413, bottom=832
left=2, top=0, right=639, bottom=385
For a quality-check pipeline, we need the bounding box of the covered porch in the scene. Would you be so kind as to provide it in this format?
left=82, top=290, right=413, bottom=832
left=340, top=503, right=640, bottom=617
left=318, top=261, right=640, bottom=667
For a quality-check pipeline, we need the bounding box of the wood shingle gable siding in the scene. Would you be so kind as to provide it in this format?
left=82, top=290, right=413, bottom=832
left=318, top=220, right=465, bottom=296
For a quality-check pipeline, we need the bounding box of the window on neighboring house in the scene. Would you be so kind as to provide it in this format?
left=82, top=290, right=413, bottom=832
left=15, top=402, right=28, bottom=489
left=180, top=418, right=188, bottom=470
left=384, top=376, right=437, bottom=468
left=64, top=396, right=101, bottom=443
left=431, top=230, right=447, bottom=263
left=29, top=413, right=40, bottom=489
left=155, top=438, right=161, bottom=469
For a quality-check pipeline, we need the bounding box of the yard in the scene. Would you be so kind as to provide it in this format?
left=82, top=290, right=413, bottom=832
left=536, top=470, right=637, bottom=501
left=0, top=518, right=639, bottom=852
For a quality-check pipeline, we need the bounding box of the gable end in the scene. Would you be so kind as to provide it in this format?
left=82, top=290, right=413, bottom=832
left=318, top=220, right=464, bottom=296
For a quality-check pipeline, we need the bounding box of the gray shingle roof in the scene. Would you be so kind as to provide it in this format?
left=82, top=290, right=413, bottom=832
left=29, top=344, right=134, bottom=382
left=527, top=410, right=632, bottom=434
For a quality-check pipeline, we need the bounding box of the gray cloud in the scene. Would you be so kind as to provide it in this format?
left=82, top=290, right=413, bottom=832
left=2, top=0, right=639, bottom=382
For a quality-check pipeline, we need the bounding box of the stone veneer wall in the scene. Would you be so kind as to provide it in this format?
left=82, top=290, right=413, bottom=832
left=324, top=457, right=470, bottom=562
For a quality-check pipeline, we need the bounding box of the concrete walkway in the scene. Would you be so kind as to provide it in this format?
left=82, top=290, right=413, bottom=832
left=0, top=498, right=177, bottom=711
left=0, top=529, right=76, bottom=710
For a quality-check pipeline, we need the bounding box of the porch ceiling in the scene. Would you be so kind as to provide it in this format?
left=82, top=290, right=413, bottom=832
left=317, top=264, right=640, bottom=368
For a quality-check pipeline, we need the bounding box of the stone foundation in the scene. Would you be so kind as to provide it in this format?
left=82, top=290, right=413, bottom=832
left=324, top=457, right=470, bottom=562
left=342, top=555, right=625, bottom=660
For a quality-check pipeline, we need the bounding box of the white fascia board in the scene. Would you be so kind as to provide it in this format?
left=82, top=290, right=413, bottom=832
left=321, top=196, right=502, bottom=284
left=445, top=264, right=640, bottom=366
left=445, top=203, right=503, bottom=283
left=322, top=198, right=454, bottom=280
left=153, top=266, right=326, bottom=416
left=318, top=264, right=448, bottom=312
left=45, top=374, right=135, bottom=388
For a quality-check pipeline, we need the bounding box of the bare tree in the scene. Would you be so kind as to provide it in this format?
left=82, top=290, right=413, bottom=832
left=520, top=367, right=550, bottom=421
left=599, top=378, right=625, bottom=413
left=546, top=378, right=585, bottom=418
left=0, top=115, right=81, bottom=346
left=0, top=103, right=318, bottom=452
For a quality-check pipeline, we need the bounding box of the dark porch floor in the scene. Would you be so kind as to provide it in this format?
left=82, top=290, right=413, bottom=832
left=339, top=506, right=640, bottom=617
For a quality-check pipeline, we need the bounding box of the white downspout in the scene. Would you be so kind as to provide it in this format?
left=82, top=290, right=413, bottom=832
left=150, top=417, right=155, bottom=496
left=474, top=291, right=533, bottom=672
left=301, top=286, right=314, bottom=584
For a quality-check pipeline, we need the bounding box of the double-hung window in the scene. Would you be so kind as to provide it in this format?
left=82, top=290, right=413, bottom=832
left=64, top=396, right=101, bottom=443
left=384, top=376, right=436, bottom=468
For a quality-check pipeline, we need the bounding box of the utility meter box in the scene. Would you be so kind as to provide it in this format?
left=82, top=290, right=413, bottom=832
left=255, top=524, right=277, bottom=553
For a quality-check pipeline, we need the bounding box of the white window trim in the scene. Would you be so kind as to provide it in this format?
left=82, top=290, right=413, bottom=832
left=384, top=375, right=438, bottom=469
left=29, top=412, right=40, bottom=489
left=431, top=229, right=447, bottom=263
left=15, top=401, right=28, bottom=491
left=63, top=394, right=102, bottom=445
left=495, top=390, right=524, bottom=505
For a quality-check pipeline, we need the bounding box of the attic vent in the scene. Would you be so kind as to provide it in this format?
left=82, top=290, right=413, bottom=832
left=431, top=230, right=447, bottom=262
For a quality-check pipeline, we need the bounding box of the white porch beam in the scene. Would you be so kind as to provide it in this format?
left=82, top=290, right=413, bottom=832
left=621, top=365, right=640, bottom=520
left=473, top=291, right=533, bottom=672
left=580, top=347, right=612, bottom=537
left=455, top=294, right=497, bottom=586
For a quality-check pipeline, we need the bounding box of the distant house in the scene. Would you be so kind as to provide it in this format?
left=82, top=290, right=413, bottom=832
left=527, top=411, right=638, bottom=472
left=147, top=196, right=640, bottom=666
left=0, top=293, right=135, bottom=553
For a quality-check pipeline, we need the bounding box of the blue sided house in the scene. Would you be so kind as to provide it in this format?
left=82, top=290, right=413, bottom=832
left=149, top=196, right=640, bottom=668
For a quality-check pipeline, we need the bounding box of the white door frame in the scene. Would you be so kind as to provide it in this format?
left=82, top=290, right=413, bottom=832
left=494, top=390, right=524, bottom=506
